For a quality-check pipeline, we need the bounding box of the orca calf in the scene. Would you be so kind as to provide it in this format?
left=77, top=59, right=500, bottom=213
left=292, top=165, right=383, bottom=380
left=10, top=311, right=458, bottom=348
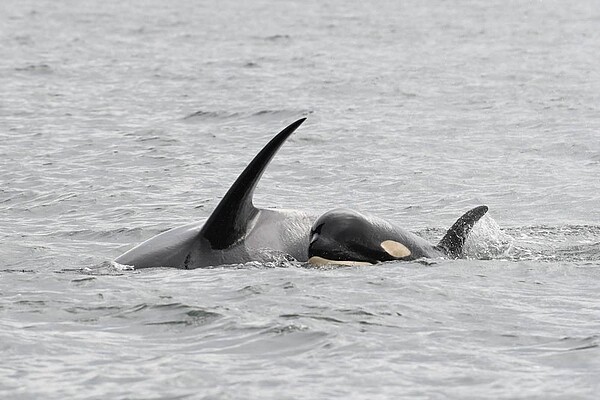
left=307, top=206, right=488, bottom=266
left=115, top=118, right=487, bottom=269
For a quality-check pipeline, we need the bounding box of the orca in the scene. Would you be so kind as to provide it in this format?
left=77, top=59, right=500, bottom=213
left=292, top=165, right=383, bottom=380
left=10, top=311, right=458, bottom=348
left=307, top=206, right=488, bottom=266
left=115, top=118, right=487, bottom=269
left=115, top=118, right=318, bottom=269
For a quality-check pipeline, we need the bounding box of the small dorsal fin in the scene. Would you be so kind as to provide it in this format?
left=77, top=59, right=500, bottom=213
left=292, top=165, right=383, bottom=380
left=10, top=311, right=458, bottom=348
left=200, top=118, right=306, bottom=249
left=437, top=205, right=488, bottom=258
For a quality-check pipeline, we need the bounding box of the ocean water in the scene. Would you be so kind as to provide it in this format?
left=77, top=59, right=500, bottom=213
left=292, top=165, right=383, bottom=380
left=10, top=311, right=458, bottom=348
left=1, top=0, right=599, bottom=399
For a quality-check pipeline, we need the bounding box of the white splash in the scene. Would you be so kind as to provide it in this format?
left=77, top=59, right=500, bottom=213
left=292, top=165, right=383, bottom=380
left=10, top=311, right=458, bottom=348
left=462, top=214, right=514, bottom=260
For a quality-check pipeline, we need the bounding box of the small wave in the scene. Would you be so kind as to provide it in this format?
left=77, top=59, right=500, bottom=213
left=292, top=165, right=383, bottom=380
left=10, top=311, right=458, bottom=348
left=59, top=261, right=135, bottom=276
left=183, top=109, right=312, bottom=122
left=183, top=110, right=241, bottom=120
left=513, top=335, right=600, bottom=354
left=59, top=301, right=221, bottom=328
left=560, top=241, right=600, bottom=262
left=14, top=300, right=46, bottom=307
left=280, top=313, right=345, bottom=324
left=214, top=250, right=298, bottom=270
left=247, top=34, right=292, bottom=42
left=0, top=269, right=37, bottom=274
left=64, top=305, right=122, bottom=314
left=464, top=217, right=600, bottom=263
left=263, top=34, right=292, bottom=41
left=112, top=302, right=223, bottom=327
left=70, top=276, right=96, bottom=284
left=143, top=305, right=222, bottom=327
left=237, top=284, right=267, bottom=295
left=51, top=227, right=145, bottom=245
left=265, top=324, right=309, bottom=335
left=507, top=224, right=600, bottom=262
left=14, top=63, right=53, bottom=74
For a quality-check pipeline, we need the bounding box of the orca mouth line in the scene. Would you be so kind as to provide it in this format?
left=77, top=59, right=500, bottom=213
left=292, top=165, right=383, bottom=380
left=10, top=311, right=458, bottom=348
left=308, top=256, right=374, bottom=267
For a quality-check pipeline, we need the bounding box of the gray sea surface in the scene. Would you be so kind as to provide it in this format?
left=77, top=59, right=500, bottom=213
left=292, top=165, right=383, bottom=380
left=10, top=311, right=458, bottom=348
left=1, top=0, right=599, bottom=399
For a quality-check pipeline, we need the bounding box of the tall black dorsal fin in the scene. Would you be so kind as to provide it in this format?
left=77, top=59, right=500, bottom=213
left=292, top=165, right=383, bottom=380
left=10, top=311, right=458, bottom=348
left=200, top=118, right=307, bottom=249
left=436, top=205, right=488, bottom=258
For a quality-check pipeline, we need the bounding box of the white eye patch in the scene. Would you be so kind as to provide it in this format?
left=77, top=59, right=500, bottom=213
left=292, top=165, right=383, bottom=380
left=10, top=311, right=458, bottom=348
left=380, top=240, right=411, bottom=258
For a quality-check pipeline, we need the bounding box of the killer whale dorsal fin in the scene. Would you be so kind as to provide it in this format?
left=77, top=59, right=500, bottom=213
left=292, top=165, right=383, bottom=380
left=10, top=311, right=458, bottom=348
left=200, top=118, right=307, bottom=249
left=437, top=205, right=488, bottom=258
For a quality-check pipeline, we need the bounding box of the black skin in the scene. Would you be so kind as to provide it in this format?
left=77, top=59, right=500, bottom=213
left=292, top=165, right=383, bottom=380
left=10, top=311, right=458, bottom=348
left=308, top=206, right=489, bottom=264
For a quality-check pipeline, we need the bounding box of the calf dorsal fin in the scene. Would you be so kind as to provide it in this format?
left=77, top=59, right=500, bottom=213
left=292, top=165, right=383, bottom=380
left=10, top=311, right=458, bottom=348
left=200, top=118, right=306, bottom=249
left=437, top=205, right=488, bottom=258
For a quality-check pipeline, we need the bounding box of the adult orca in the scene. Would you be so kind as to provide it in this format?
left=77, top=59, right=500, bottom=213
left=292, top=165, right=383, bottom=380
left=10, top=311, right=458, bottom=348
left=115, top=118, right=318, bottom=269
left=115, top=118, right=488, bottom=269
